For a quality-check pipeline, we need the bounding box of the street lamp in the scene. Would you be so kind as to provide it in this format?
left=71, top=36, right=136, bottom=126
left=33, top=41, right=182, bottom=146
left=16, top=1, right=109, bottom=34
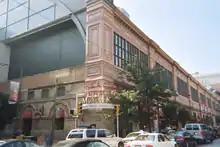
left=50, top=72, right=70, bottom=143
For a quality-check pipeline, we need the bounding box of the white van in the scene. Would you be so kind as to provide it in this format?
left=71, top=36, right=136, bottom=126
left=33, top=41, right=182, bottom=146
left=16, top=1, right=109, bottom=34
left=65, top=129, right=121, bottom=147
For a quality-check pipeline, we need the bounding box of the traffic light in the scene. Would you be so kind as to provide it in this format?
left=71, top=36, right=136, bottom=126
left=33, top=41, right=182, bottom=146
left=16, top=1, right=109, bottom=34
left=114, top=104, right=120, bottom=117
left=70, top=110, right=74, bottom=115
left=77, top=103, right=82, bottom=114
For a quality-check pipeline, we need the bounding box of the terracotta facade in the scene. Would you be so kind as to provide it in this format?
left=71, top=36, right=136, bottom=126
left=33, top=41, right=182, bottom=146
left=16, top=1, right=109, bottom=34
left=0, top=0, right=219, bottom=138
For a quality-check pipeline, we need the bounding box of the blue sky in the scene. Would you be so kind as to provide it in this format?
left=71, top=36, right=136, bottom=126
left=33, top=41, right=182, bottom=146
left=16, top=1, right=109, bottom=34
left=114, top=0, right=220, bottom=74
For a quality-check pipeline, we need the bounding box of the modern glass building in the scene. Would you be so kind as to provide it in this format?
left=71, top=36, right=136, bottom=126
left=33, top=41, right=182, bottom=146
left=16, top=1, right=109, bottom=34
left=0, top=0, right=86, bottom=40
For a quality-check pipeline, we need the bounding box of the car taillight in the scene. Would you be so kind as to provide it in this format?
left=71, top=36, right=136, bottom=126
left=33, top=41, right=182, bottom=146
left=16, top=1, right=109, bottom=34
left=200, top=132, right=204, bottom=136
left=146, top=145, right=153, bottom=147
left=176, top=137, right=184, bottom=141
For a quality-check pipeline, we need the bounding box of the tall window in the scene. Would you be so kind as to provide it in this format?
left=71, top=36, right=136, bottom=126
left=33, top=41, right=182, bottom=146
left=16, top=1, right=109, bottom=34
left=177, top=78, right=188, bottom=97
left=114, top=33, right=148, bottom=73
left=155, top=62, right=173, bottom=90
left=207, top=98, right=211, bottom=108
left=191, top=87, right=199, bottom=102
left=200, top=93, right=205, bottom=102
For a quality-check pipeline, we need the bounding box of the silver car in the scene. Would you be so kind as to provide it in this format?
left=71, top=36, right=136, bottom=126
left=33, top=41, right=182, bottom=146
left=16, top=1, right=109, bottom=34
left=184, top=123, right=213, bottom=143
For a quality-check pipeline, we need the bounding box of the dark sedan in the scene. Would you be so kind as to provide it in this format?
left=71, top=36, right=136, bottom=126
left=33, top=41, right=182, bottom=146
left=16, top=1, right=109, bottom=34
left=0, top=139, right=40, bottom=147
left=167, top=131, right=197, bottom=147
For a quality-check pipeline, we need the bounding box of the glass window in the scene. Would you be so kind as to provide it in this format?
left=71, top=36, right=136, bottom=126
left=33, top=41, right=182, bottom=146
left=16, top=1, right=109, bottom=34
left=8, top=3, right=28, bottom=25
left=41, top=89, right=49, bottom=98
left=28, top=7, right=55, bottom=29
left=8, top=0, right=28, bottom=10
left=192, top=125, right=199, bottom=130
left=126, top=132, right=140, bottom=138
left=158, top=135, right=165, bottom=142
left=0, top=28, right=6, bottom=40
left=0, top=0, right=8, bottom=15
left=0, top=14, right=6, bottom=28
left=24, top=142, right=40, bottom=147
left=6, top=19, right=28, bottom=38
left=27, top=91, right=35, bottom=100
left=97, top=130, right=106, bottom=137
left=29, top=0, right=54, bottom=15
left=67, top=130, right=83, bottom=139
left=135, top=135, right=155, bottom=141
left=87, top=141, right=109, bottom=147
left=55, top=4, right=71, bottom=19
left=86, top=129, right=96, bottom=138
left=185, top=124, right=192, bottom=130
left=57, top=86, right=65, bottom=97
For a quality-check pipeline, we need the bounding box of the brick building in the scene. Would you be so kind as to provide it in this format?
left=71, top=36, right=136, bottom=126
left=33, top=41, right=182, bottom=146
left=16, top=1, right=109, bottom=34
left=0, top=0, right=219, bottom=138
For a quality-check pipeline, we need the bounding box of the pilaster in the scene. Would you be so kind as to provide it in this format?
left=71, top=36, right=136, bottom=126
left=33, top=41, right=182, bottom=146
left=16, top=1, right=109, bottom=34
left=85, top=0, right=115, bottom=100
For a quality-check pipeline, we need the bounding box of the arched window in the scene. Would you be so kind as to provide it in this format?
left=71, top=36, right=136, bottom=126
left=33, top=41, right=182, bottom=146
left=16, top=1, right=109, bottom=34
left=55, top=108, right=65, bottom=130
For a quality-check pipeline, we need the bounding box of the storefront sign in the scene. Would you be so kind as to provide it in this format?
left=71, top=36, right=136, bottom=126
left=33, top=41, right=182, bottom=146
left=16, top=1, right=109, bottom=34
left=82, top=103, right=114, bottom=110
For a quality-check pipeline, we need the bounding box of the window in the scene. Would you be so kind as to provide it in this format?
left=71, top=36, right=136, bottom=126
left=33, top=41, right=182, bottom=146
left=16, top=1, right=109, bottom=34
left=200, top=94, right=205, bottom=102
left=207, top=98, right=211, bottom=108
left=67, top=130, right=83, bottom=139
left=113, top=33, right=148, bottom=74
left=86, top=141, right=109, bottom=147
left=27, top=91, right=35, bottom=100
left=24, top=142, right=40, bottom=147
left=135, top=135, right=155, bottom=141
left=185, top=125, right=192, bottom=130
left=154, top=62, right=173, bottom=89
left=57, top=86, right=65, bottom=96
left=97, top=130, right=106, bottom=137
left=201, top=125, right=208, bottom=131
left=158, top=135, right=165, bottom=142
left=191, top=87, right=199, bottom=102
left=192, top=125, right=199, bottom=130
left=86, top=130, right=96, bottom=138
left=177, top=77, right=188, bottom=97
left=41, top=89, right=49, bottom=98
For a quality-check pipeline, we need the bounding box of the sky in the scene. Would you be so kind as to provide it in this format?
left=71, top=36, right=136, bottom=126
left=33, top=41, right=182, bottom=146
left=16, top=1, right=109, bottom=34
left=114, top=0, right=220, bottom=74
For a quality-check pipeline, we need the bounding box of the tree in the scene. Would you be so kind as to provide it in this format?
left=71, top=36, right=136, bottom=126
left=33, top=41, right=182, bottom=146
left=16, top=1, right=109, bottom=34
left=112, top=59, right=174, bottom=132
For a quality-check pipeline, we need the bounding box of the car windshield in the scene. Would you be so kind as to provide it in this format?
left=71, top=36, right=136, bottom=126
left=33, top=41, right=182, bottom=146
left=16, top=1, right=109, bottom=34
left=67, top=130, right=83, bottom=139
left=53, top=142, right=73, bottom=147
left=168, top=131, right=184, bottom=138
left=0, top=142, right=6, bottom=146
left=135, top=135, right=155, bottom=141
left=126, top=133, right=141, bottom=138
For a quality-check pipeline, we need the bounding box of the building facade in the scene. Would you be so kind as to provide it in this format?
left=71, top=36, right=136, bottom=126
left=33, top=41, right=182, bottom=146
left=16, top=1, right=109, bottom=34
left=0, top=0, right=220, bottom=138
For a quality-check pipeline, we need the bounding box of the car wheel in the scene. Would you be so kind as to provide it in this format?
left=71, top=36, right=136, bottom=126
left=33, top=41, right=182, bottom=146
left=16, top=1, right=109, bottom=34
left=118, top=142, right=124, bottom=147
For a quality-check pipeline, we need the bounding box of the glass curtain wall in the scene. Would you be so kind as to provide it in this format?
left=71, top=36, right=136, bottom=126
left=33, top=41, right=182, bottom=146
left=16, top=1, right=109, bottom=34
left=0, top=0, right=71, bottom=40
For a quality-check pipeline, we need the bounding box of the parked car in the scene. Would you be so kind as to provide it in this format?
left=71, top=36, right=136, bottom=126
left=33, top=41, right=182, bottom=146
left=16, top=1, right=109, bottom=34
left=126, top=133, right=177, bottom=147
left=167, top=131, right=197, bottom=147
left=0, top=139, right=40, bottom=147
left=53, top=139, right=110, bottom=147
left=184, top=123, right=213, bottom=144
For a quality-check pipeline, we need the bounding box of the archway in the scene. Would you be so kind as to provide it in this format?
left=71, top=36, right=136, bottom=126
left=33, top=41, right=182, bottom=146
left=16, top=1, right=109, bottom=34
left=55, top=108, right=65, bottom=130
left=21, top=105, right=34, bottom=136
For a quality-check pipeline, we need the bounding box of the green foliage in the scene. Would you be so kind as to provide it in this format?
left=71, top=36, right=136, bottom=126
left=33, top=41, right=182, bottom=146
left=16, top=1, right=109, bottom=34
left=111, top=59, right=175, bottom=131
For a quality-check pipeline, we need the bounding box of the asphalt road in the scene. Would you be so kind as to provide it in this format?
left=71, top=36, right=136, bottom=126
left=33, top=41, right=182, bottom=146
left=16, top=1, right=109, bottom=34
left=199, top=139, right=220, bottom=147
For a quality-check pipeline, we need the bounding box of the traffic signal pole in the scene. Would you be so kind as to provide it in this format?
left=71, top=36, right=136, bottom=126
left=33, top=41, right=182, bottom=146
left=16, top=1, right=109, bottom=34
left=115, top=104, right=120, bottom=137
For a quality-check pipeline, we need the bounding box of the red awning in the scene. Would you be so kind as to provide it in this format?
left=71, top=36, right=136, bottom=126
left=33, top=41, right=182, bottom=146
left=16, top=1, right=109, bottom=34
left=22, top=112, right=32, bottom=119
left=55, top=108, right=65, bottom=118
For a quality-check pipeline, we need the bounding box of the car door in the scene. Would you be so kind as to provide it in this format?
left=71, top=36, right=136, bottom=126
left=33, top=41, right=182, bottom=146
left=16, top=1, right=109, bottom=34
left=163, top=135, right=175, bottom=147
left=157, top=135, right=167, bottom=147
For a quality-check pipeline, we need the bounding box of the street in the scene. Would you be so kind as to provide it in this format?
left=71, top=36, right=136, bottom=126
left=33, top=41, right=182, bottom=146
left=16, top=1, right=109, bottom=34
left=199, top=139, right=220, bottom=147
